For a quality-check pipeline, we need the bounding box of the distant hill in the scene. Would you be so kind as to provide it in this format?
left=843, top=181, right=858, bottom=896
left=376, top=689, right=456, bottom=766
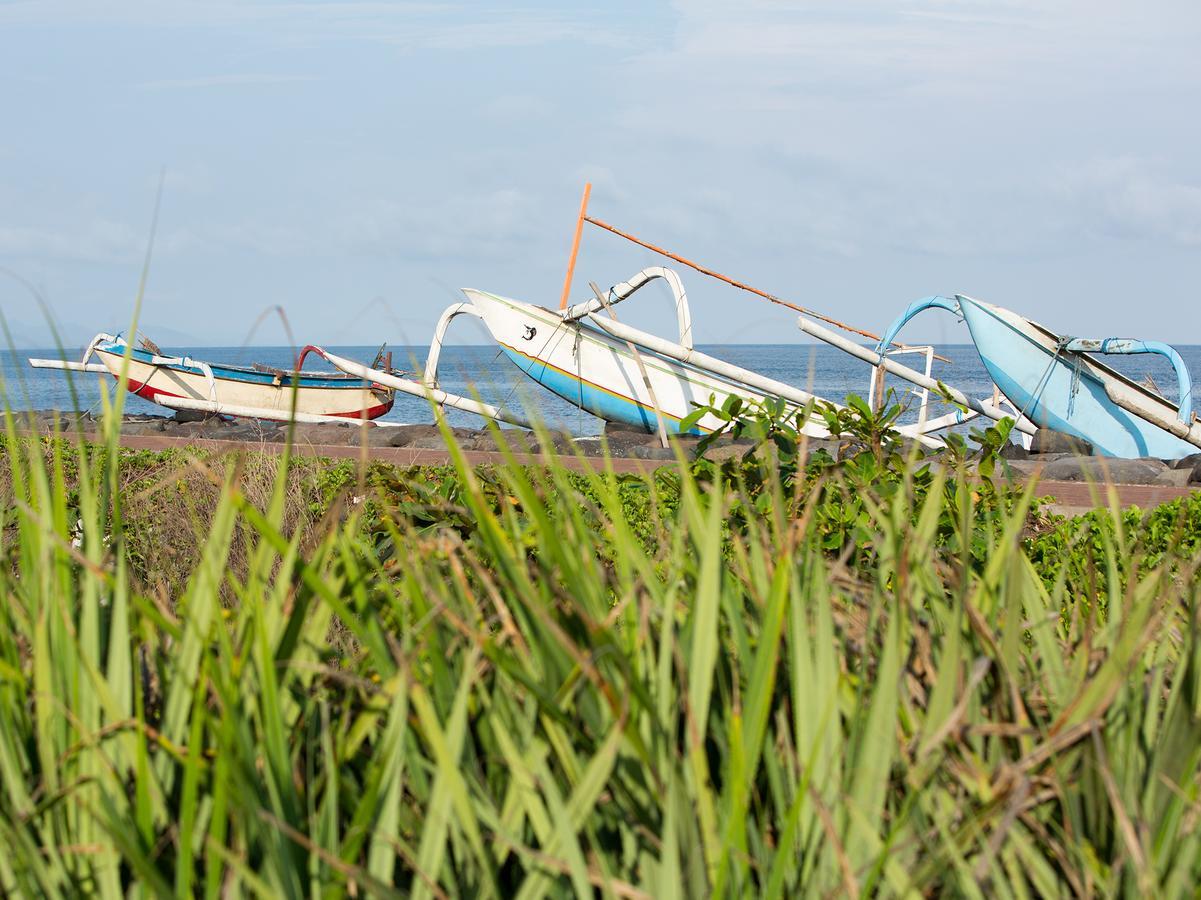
left=1, top=317, right=204, bottom=352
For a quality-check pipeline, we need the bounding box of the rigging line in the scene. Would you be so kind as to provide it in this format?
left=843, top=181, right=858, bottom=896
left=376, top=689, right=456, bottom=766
left=582, top=214, right=950, bottom=363
left=1016, top=339, right=1069, bottom=426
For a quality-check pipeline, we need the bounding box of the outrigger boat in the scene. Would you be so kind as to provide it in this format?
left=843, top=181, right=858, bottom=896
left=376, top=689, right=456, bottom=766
left=862, top=295, right=1201, bottom=459
left=28, top=333, right=398, bottom=424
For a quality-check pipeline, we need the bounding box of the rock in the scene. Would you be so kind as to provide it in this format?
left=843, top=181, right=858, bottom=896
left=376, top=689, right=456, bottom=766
left=464, top=430, right=541, bottom=454
left=630, top=445, right=678, bottom=461
left=999, top=441, right=1030, bottom=460
left=123, top=421, right=167, bottom=436
left=604, top=420, right=655, bottom=435
left=702, top=444, right=750, bottom=462
left=534, top=430, right=579, bottom=454
left=27, top=410, right=92, bottom=432
left=173, top=408, right=222, bottom=424
left=168, top=421, right=230, bottom=439
left=1030, top=429, right=1093, bottom=456
left=357, top=426, right=406, bottom=447
left=285, top=423, right=357, bottom=446
left=1000, top=459, right=1041, bottom=478
left=668, top=435, right=702, bottom=457
left=407, top=434, right=459, bottom=451
left=1170, top=452, right=1201, bottom=471
left=1192, top=462, right=1201, bottom=484
left=803, top=438, right=846, bottom=460
left=569, top=437, right=606, bottom=457
left=1154, top=467, right=1195, bottom=488
left=219, top=423, right=279, bottom=442
left=386, top=424, right=475, bottom=448
left=1039, top=457, right=1168, bottom=485
left=600, top=429, right=661, bottom=453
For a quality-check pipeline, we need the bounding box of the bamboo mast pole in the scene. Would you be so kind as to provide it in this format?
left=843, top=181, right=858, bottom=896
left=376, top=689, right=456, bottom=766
left=558, top=182, right=592, bottom=310
left=582, top=213, right=945, bottom=360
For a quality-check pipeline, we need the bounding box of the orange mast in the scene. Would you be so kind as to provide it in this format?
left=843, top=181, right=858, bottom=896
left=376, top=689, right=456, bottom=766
left=558, top=182, right=592, bottom=309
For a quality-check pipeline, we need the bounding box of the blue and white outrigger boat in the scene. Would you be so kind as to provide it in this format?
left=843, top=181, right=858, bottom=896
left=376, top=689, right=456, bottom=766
left=29, top=333, right=398, bottom=424
left=861, top=295, right=1201, bottom=460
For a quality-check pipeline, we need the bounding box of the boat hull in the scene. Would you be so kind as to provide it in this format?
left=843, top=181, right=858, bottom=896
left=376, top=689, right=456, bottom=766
left=463, top=289, right=803, bottom=434
left=95, top=344, right=393, bottom=420
left=960, top=298, right=1196, bottom=459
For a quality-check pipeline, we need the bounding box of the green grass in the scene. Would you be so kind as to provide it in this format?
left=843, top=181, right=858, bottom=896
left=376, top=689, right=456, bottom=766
left=0, top=402, right=1199, bottom=897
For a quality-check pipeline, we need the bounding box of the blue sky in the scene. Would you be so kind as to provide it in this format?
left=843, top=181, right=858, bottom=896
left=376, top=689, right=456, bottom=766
left=2, top=0, right=1200, bottom=348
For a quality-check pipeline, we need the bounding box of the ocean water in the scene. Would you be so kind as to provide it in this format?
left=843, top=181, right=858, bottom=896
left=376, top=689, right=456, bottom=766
left=5, top=343, right=1200, bottom=437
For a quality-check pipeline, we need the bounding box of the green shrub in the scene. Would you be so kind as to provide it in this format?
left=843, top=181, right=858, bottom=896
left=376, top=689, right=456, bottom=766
left=0, top=404, right=1198, bottom=897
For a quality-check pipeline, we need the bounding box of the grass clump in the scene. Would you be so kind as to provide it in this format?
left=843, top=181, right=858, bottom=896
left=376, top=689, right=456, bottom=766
left=0, top=399, right=1198, bottom=897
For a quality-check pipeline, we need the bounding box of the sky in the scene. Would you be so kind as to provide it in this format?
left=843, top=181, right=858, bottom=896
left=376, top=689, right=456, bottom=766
left=2, top=0, right=1200, bottom=349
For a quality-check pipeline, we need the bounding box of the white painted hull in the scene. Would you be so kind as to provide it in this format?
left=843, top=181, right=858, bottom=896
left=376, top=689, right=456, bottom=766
left=463, top=289, right=831, bottom=436
left=94, top=347, right=393, bottom=420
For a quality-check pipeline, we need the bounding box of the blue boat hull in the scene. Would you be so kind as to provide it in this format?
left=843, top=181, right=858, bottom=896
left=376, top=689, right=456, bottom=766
left=959, top=299, right=1197, bottom=459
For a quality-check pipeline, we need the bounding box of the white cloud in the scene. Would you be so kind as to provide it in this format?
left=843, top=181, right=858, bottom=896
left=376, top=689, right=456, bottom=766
left=138, top=73, right=317, bottom=90
left=481, top=94, right=554, bottom=122
left=0, top=2, right=628, bottom=51
left=1062, top=158, right=1201, bottom=247
left=0, top=220, right=145, bottom=264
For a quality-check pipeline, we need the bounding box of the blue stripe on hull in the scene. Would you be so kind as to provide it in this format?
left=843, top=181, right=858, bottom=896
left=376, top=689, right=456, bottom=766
left=97, top=344, right=374, bottom=390
left=500, top=346, right=705, bottom=435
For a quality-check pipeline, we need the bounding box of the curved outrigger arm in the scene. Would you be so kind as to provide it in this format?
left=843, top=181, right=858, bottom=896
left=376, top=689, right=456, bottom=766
left=304, top=303, right=534, bottom=429
left=561, top=266, right=693, bottom=349
left=873, top=295, right=962, bottom=356
left=1061, top=338, right=1194, bottom=422
left=30, top=331, right=220, bottom=401
left=28, top=332, right=123, bottom=374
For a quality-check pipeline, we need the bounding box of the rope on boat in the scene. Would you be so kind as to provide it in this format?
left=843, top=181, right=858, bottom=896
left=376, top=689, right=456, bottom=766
left=581, top=214, right=948, bottom=361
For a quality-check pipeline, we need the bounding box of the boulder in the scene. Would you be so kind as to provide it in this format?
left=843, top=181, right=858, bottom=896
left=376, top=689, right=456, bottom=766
left=285, top=423, right=357, bottom=446
left=1170, top=452, right=1201, bottom=471
left=569, top=437, right=606, bottom=457
left=630, top=445, right=677, bottom=461
left=173, top=408, right=222, bottom=424
left=1039, top=457, right=1168, bottom=485
left=701, top=444, right=750, bottom=462
left=387, top=424, right=475, bottom=449
left=219, top=423, right=280, bottom=442
left=463, top=430, right=542, bottom=454
left=1030, top=429, right=1093, bottom=456
left=123, top=420, right=167, bottom=436
left=599, top=428, right=661, bottom=453
left=168, top=421, right=230, bottom=439
left=999, top=441, right=1030, bottom=460
left=604, top=420, right=654, bottom=435
left=1000, top=459, right=1041, bottom=478
left=1154, top=467, right=1195, bottom=488
left=668, top=435, right=702, bottom=457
